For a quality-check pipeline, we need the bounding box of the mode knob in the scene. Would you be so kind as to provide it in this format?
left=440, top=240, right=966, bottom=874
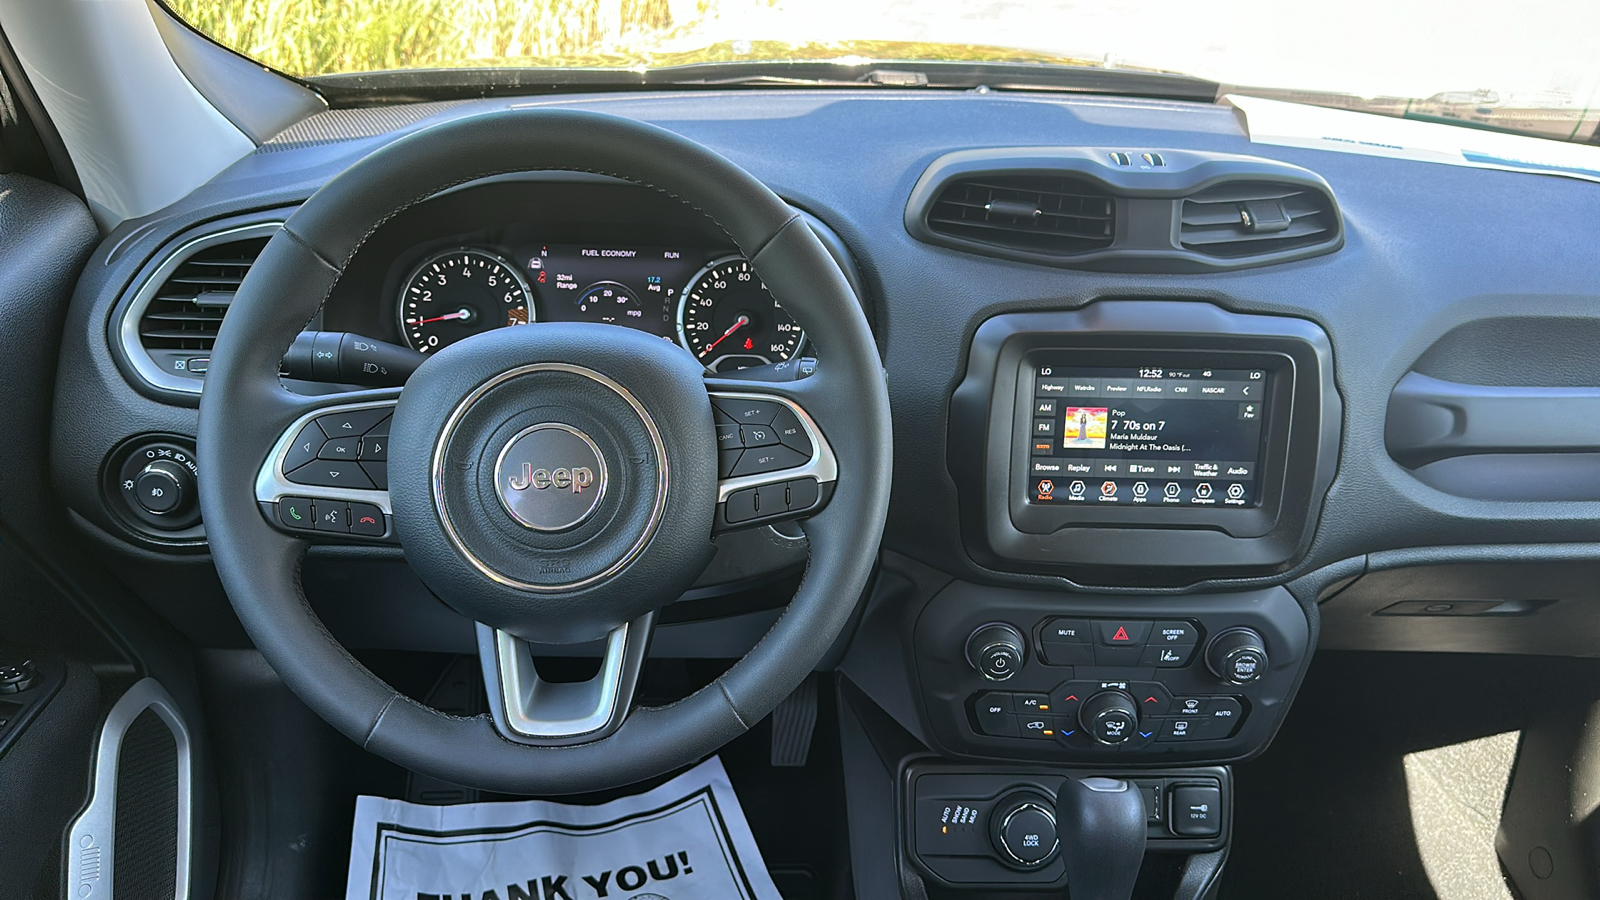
left=133, top=460, right=191, bottom=516
left=990, top=794, right=1059, bottom=868
left=1078, top=690, right=1140, bottom=745
left=965, top=622, right=1026, bottom=682
left=1207, top=627, right=1268, bottom=685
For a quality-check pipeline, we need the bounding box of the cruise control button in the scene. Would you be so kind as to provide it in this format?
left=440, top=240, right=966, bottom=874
left=314, top=502, right=349, bottom=532
left=289, top=461, right=375, bottom=490
left=315, top=408, right=391, bottom=437
left=1096, top=621, right=1153, bottom=646
left=318, top=436, right=360, bottom=460
left=786, top=477, right=820, bottom=511
left=349, top=502, right=385, bottom=536
left=770, top=406, right=812, bottom=455
left=718, top=449, right=742, bottom=478
left=730, top=444, right=809, bottom=477
left=740, top=423, right=779, bottom=448
left=359, top=434, right=388, bottom=461
left=712, top=398, right=779, bottom=426
left=714, top=424, right=741, bottom=450
left=283, top=424, right=324, bottom=473
left=278, top=497, right=316, bottom=530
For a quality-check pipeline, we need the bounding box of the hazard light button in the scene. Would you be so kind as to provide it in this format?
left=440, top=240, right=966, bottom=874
left=1095, top=621, right=1153, bottom=647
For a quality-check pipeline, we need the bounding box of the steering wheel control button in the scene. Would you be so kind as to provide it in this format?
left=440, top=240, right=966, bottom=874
left=786, top=477, right=820, bottom=511
left=1206, top=628, right=1269, bottom=685
left=712, top=397, right=780, bottom=426
left=283, top=424, right=324, bottom=473
left=739, top=423, right=779, bottom=448
left=493, top=423, right=608, bottom=532
left=289, top=460, right=375, bottom=490
left=770, top=407, right=813, bottom=455
left=278, top=497, right=315, bottom=530
left=724, top=487, right=759, bottom=524
left=729, top=444, right=808, bottom=477
left=318, top=436, right=360, bottom=460
left=714, top=424, right=741, bottom=450
left=315, top=408, right=391, bottom=437
left=966, top=623, right=1027, bottom=682
left=315, top=502, right=350, bottom=532
left=1170, top=784, right=1223, bottom=837
left=361, top=461, right=389, bottom=490
left=358, top=434, right=388, bottom=461
left=349, top=502, right=386, bottom=536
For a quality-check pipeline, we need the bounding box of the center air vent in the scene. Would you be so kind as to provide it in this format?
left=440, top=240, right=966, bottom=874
left=925, top=174, right=1115, bottom=255
left=1179, top=182, right=1337, bottom=258
left=121, top=221, right=281, bottom=396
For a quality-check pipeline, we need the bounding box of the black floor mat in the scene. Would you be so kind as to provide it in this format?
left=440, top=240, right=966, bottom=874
left=1223, top=650, right=1600, bottom=899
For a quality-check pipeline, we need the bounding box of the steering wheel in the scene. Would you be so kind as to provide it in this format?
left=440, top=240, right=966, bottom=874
left=196, top=109, right=891, bottom=794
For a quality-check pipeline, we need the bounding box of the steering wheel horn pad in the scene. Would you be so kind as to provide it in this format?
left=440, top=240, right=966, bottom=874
left=389, top=322, right=717, bottom=643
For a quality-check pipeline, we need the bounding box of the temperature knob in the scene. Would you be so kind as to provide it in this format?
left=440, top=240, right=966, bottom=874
left=965, top=623, right=1026, bottom=682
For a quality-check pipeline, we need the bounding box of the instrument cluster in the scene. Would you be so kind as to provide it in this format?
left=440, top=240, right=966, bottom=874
left=395, top=241, right=804, bottom=372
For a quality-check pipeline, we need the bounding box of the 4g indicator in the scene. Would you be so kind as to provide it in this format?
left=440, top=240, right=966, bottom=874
left=676, top=256, right=804, bottom=372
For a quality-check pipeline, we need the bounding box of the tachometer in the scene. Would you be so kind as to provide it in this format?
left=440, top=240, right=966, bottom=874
left=676, top=256, right=803, bottom=371
left=399, top=249, right=533, bottom=353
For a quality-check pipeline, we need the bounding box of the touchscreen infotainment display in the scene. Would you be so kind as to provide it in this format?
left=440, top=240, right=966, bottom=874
left=1025, top=362, right=1268, bottom=508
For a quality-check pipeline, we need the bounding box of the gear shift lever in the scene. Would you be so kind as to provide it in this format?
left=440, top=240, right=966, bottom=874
left=1055, top=776, right=1147, bottom=900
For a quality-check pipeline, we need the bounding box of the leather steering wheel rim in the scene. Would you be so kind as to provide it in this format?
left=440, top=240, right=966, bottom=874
left=196, top=109, right=891, bottom=794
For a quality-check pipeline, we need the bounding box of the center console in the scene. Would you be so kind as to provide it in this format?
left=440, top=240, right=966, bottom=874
left=898, top=301, right=1335, bottom=895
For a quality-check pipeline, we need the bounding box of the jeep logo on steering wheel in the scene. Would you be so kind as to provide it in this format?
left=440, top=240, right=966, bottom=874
left=506, top=463, right=595, bottom=494
left=493, top=423, right=608, bottom=531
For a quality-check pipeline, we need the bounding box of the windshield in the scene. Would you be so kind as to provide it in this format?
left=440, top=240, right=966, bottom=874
left=168, top=0, right=1600, bottom=143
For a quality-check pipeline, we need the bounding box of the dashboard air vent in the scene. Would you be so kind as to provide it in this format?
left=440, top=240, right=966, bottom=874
left=926, top=174, right=1115, bottom=254
left=136, top=236, right=269, bottom=353
left=1179, top=182, right=1337, bottom=259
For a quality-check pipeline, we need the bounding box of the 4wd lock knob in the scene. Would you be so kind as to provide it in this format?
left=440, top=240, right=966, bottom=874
left=965, top=622, right=1026, bottom=682
left=1207, top=627, right=1269, bottom=685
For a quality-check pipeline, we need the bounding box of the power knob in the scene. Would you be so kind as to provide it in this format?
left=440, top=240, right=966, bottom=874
left=965, top=622, right=1026, bottom=682
left=1206, top=627, right=1269, bottom=685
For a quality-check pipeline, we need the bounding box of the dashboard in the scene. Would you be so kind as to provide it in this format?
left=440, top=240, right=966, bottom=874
left=42, top=85, right=1600, bottom=894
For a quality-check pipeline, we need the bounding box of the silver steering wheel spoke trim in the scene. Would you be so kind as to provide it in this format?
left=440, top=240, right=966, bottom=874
left=477, top=612, right=654, bottom=745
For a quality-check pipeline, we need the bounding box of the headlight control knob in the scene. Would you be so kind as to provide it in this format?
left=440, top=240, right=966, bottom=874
left=965, top=622, right=1026, bottom=681
left=1207, top=627, right=1268, bottom=685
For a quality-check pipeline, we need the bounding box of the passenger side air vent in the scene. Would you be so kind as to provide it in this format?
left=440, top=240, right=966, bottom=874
left=1179, top=182, right=1338, bottom=259
left=925, top=174, right=1115, bottom=254
left=136, top=236, right=268, bottom=352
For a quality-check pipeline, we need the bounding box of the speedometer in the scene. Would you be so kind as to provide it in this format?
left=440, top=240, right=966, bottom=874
left=399, top=249, right=533, bottom=353
left=676, top=256, right=803, bottom=371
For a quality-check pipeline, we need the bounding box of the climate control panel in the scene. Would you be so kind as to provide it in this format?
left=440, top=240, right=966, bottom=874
left=915, top=582, right=1309, bottom=763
